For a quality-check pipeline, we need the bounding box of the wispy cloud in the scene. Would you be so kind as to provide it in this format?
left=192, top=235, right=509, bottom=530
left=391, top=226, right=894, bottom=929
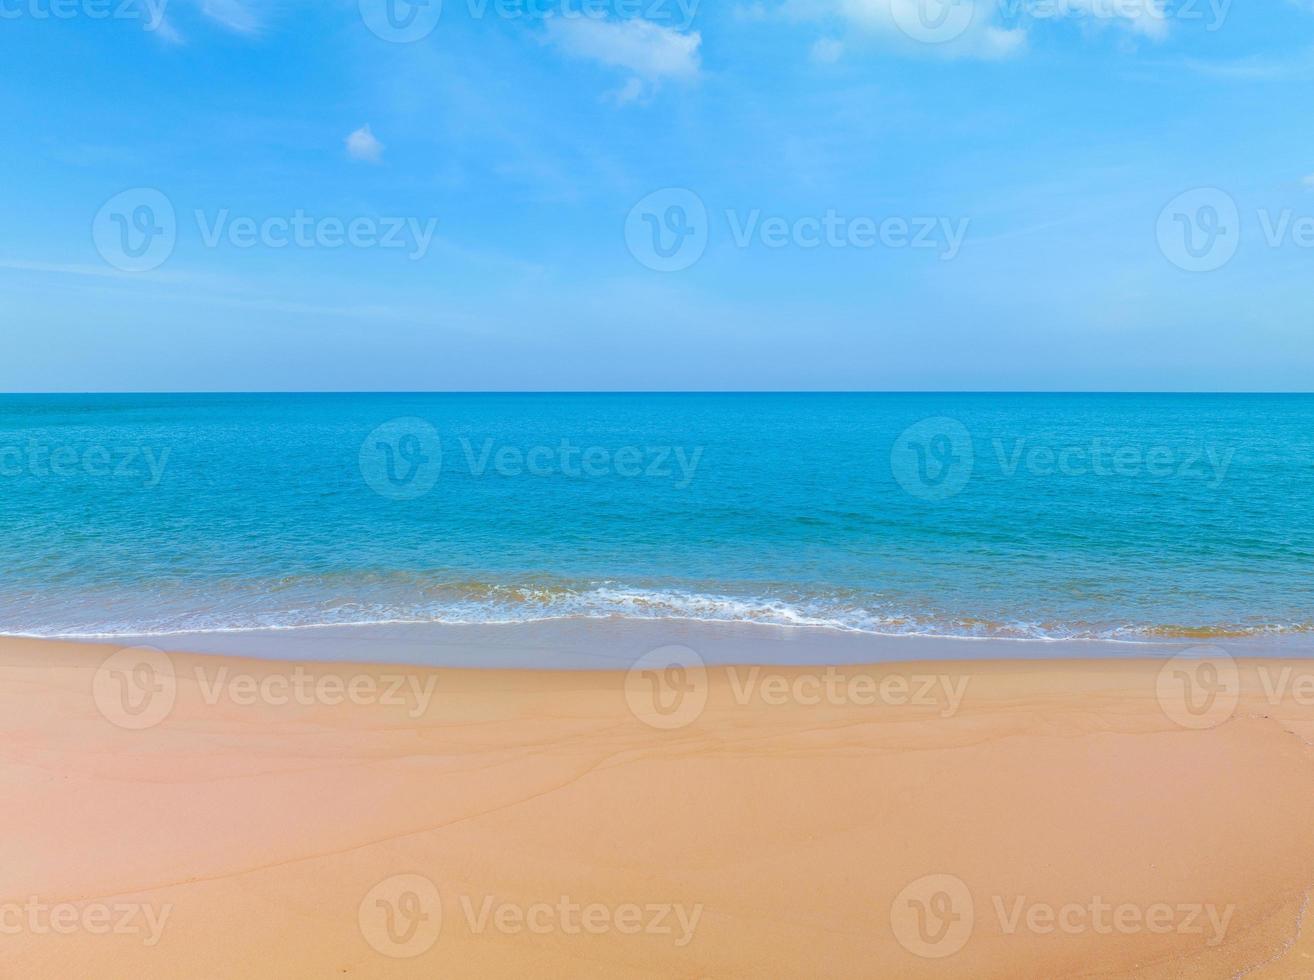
left=0, top=258, right=204, bottom=284
left=345, top=124, right=385, bottom=163
left=151, top=16, right=185, bottom=44
left=143, top=0, right=263, bottom=40
left=545, top=17, right=701, bottom=103
left=0, top=258, right=461, bottom=323
left=1167, top=48, right=1314, bottom=80
left=201, top=0, right=261, bottom=34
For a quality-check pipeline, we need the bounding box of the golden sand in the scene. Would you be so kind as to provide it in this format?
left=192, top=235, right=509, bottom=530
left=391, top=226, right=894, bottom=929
left=3, top=636, right=1314, bottom=977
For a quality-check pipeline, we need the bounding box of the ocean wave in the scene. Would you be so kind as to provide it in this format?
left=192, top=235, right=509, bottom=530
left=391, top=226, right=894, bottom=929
left=1, top=578, right=1310, bottom=643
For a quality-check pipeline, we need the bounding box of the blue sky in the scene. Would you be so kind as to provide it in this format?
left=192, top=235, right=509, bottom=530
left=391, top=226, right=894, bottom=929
left=2, top=0, right=1312, bottom=391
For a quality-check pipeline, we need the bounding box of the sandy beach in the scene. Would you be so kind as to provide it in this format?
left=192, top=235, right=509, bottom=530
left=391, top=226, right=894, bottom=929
left=5, top=630, right=1314, bottom=977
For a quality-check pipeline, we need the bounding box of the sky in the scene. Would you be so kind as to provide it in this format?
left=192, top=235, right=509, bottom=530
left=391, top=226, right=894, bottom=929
left=2, top=0, right=1313, bottom=391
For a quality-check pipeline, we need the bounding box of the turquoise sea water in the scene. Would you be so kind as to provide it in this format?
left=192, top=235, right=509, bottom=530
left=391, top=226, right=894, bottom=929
left=0, top=393, right=1311, bottom=642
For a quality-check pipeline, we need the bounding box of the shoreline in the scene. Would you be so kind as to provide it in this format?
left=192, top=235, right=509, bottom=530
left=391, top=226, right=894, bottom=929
left=5, top=632, right=1314, bottom=976
left=20, top=615, right=1314, bottom=670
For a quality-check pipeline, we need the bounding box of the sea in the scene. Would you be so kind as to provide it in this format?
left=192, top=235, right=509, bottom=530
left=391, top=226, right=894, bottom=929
left=0, top=392, right=1310, bottom=644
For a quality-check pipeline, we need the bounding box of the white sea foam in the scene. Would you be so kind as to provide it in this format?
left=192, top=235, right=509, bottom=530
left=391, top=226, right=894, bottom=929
left=0, top=580, right=1293, bottom=643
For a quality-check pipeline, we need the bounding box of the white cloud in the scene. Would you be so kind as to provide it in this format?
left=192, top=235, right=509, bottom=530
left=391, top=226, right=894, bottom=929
left=831, top=0, right=1027, bottom=59
left=201, top=0, right=260, bottom=34
left=778, top=0, right=1178, bottom=61
left=1051, top=0, right=1171, bottom=39
left=545, top=17, right=701, bottom=102
left=610, top=77, right=649, bottom=105
left=1303, top=174, right=1314, bottom=189
left=345, top=125, right=385, bottom=163
left=979, top=24, right=1028, bottom=57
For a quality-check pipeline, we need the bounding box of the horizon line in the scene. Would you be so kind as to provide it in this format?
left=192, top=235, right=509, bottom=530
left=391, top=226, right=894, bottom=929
left=2, top=390, right=1313, bottom=397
